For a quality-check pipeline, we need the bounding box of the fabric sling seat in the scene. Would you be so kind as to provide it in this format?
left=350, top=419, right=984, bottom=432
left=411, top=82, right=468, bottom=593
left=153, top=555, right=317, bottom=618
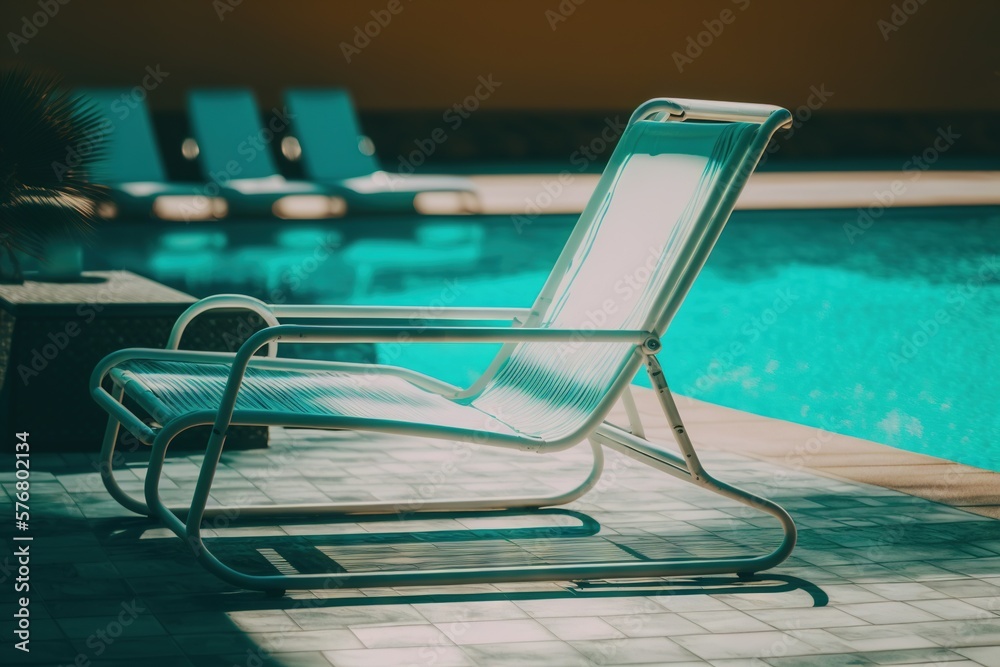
left=92, top=97, right=797, bottom=593
left=110, top=359, right=523, bottom=438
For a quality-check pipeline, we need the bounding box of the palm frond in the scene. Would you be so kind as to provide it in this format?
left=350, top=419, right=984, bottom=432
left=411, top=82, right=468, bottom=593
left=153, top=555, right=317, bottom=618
left=0, top=66, right=108, bottom=258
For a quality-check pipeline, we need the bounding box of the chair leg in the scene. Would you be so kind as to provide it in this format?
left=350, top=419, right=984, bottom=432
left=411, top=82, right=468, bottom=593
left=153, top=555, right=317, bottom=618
left=145, top=426, right=794, bottom=592
left=645, top=355, right=710, bottom=481
left=98, top=384, right=152, bottom=516
left=642, top=355, right=797, bottom=575
left=620, top=385, right=646, bottom=438
left=137, top=357, right=795, bottom=592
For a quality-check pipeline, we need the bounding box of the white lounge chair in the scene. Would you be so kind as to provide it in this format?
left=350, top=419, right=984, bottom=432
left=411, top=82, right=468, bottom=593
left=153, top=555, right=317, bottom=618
left=92, top=98, right=796, bottom=593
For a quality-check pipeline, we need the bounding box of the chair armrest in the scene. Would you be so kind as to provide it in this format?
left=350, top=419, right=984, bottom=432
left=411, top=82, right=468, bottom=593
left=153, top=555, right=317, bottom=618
left=269, top=304, right=532, bottom=321
left=167, top=295, right=280, bottom=354
left=237, top=324, right=654, bottom=349
left=167, top=295, right=533, bottom=352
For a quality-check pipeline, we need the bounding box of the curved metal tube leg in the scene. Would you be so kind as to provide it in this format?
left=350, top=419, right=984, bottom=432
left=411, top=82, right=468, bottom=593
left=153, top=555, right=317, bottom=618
left=620, top=386, right=646, bottom=438
left=99, top=384, right=152, bottom=516
left=135, top=357, right=794, bottom=592
left=594, top=425, right=797, bottom=578
left=642, top=355, right=796, bottom=574
left=149, top=427, right=793, bottom=592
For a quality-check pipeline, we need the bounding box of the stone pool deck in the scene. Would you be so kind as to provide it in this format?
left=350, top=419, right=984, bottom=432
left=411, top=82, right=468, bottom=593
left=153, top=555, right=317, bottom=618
left=3, top=388, right=1000, bottom=666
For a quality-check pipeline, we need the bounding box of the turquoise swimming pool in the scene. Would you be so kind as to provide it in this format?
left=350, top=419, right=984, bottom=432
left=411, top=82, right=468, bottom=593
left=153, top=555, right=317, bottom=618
left=93, top=207, right=1000, bottom=470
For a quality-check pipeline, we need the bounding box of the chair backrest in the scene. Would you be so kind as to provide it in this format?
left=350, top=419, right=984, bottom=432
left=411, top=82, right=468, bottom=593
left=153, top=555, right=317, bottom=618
left=284, top=88, right=380, bottom=182
left=187, top=89, right=281, bottom=181
left=471, top=103, right=786, bottom=442
left=75, top=89, right=168, bottom=184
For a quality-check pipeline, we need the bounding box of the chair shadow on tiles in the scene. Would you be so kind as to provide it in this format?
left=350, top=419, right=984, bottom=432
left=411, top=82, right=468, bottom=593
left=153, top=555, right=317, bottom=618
left=38, top=488, right=829, bottom=666
left=97, top=507, right=828, bottom=609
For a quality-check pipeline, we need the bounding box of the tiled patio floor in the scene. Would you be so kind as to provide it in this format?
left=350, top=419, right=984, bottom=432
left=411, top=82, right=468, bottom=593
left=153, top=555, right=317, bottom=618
left=3, top=389, right=1000, bottom=666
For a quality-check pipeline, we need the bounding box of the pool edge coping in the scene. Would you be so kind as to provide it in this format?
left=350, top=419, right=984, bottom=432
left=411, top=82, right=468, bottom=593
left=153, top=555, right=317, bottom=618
left=624, top=387, right=1000, bottom=521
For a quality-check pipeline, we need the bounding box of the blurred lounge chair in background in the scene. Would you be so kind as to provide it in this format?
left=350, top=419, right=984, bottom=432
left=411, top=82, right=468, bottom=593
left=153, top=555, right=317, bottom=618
left=78, top=89, right=225, bottom=221
left=187, top=88, right=346, bottom=219
left=285, top=88, right=480, bottom=214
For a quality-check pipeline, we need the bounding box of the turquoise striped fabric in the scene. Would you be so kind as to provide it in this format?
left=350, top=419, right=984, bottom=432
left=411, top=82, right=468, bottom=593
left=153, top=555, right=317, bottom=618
left=113, top=360, right=519, bottom=435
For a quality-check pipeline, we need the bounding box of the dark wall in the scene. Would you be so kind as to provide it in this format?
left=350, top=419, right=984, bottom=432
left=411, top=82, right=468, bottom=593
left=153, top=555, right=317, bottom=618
left=3, top=0, right=996, bottom=112
left=3, top=1, right=997, bottom=164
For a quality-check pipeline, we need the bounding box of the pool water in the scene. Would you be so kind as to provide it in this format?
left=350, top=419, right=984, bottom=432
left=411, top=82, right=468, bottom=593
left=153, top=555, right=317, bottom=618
left=92, top=207, right=1000, bottom=470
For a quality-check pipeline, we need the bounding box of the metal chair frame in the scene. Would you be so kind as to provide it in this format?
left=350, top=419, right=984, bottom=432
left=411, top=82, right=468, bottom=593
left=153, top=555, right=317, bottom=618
left=93, top=98, right=796, bottom=592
